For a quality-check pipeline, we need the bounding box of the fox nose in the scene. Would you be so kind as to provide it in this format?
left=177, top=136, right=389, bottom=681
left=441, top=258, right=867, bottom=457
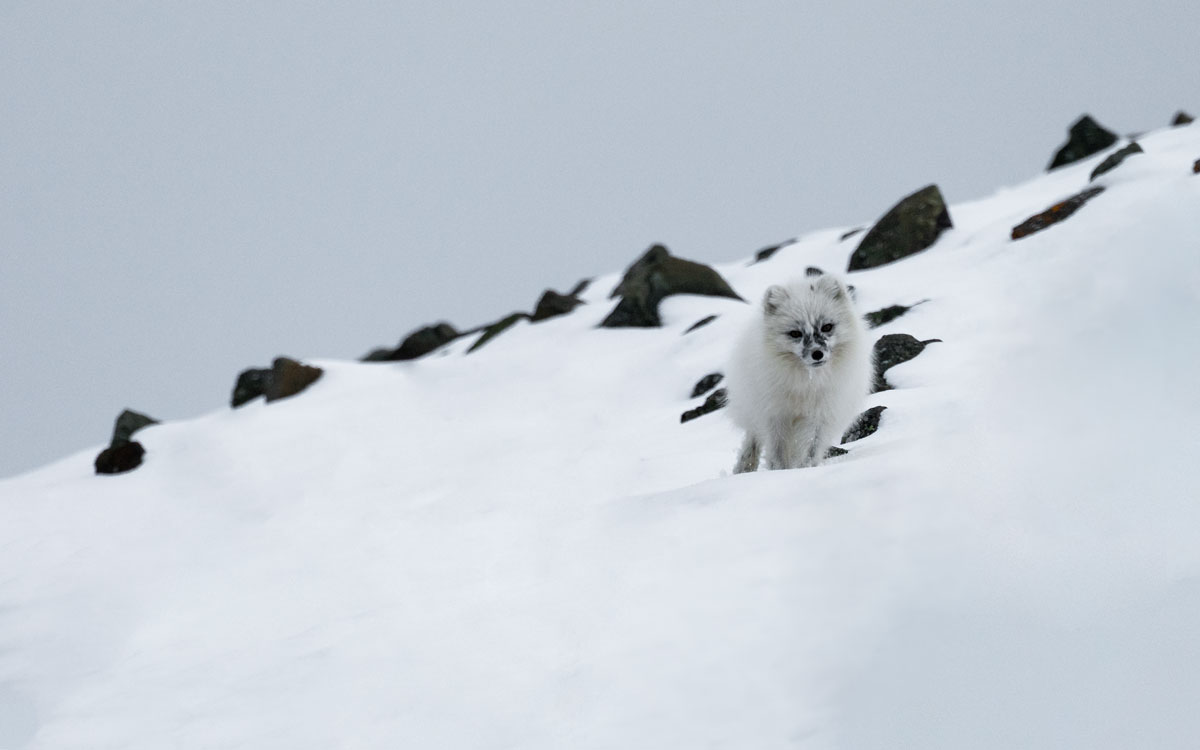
left=811, top=350, right=824, bottom=361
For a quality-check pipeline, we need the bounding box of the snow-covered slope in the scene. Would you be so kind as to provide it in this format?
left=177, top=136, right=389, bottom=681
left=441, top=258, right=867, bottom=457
left=3, top=125, right=1199, bottom=749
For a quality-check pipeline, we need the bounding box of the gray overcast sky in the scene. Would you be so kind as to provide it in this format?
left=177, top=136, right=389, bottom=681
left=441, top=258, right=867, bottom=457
left=1, top=1, right=1195, bottom=477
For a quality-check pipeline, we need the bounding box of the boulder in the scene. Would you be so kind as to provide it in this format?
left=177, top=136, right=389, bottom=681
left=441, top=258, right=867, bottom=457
left=232, top=358, right=323, bottom=407
left=873, top=334, right=940, bottom=392
left=467, top=313, right=529, bottom=353
left=841, top=405, right=887, bottom=443
left=690, top=372, right=724, bottom=398
left=1089, top=142, right=1143, bottom=181
left=231, top=367, right=271, bottom=407
left=1172, top=111, right=1194, bottom=126
left=602, top=245, right=742, bottom=328
left=680, top=388, right=727, bottom=424
left=531, top=290, right=583, bottom=322
left=847, top=185, right=953, bottom=271
left=1048, top=115, right=1118, bottom=170
left=366, top=322, right=461, bottom=362
left=1011, top=186, right=1105, bottom=240
left=95, top=441, right=146, bottom=475
left=265, top=358, right=324, bottom=403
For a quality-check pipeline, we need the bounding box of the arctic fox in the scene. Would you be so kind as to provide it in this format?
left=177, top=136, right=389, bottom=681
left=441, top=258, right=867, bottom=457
left=726, top=271, right=873, bottom=472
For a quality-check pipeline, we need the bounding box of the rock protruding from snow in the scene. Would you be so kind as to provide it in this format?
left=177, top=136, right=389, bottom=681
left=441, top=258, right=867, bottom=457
left=1048, top=115, right=1118, bottom=170
left=94, top=441, right=146, bottom=475
left=1011, top=187, right=1106, bottom=240
left=690, top=372, right=724, bottom=398
left=232, top=357, right=324, bottom=407
left=1090, top=142, right=1143, bottom=181
left=531, top=279, right=590, bottom=323
left=683, top=315, right=718, bottom=334
left=362, top=322, right=461, bottom=362
left=750, top=238, right=798, bottom=265
left=111, top=409, right=158, bottom=445
left=93, top=408, right=158, bottom=475
left=468, top=313, right=529, bottom=353
left=265, top=358, right=324, bottom=403
left=680, top=388, right=727, bottom=423
left=872, top=334, right=939, bottom=392
left=602, top=244, right=742, bottom=328
left=865, top=301, right=924, bottom=329
left=841, top=405, right=886, bottom=443
left=847, top=185, right=953, bottom=272
left=1173, top=111, right=1195, bottom=126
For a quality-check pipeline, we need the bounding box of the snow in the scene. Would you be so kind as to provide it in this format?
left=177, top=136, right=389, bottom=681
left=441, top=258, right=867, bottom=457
left=3, top=124, right=1199, bottom=748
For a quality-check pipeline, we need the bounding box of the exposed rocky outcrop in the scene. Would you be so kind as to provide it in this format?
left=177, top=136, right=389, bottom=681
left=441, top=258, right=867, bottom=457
left=266, top=358, right=324, bottom=402
left=1172, top=111, right=1194, bottom=126
left=691, top=373, right=724, bottom=398
left=530, top=279, right=590, bottom=323
left=467, top=313, right=529, bottom=353
left=873, top=335, right=940, bottom=392
left=94, top=408, right=158, bottom=476
left=1011, top=187, right=1105, bottom=240
left=1048, top=115, right=1118, bottom=170
left=1090, top=142, right=1143, bottom=181
left=363, top=322, right=461, bottom=362
left=847, top=185, right=953, bottom=271
left=864, top=301, right=925, bottom=329
left=841, top=405, right=887, bottom=443
left=680, top=388, right=727, bottom=423
left=750, top=238, right=798, bottom=265
left=95, top=442, right=146, bottom=475
left=602, top=245, right=742, bottom=328
left=232, top=357, right=324, bottom=407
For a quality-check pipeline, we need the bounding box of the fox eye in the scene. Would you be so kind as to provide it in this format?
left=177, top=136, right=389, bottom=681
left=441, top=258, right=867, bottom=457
left=820, top=323, right=834, bottom=333
left=787, top=330, right=803, bottom=339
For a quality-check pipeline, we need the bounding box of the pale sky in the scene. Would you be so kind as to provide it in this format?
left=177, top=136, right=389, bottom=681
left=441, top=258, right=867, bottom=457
left=2, top=1, right=1196, bottom=477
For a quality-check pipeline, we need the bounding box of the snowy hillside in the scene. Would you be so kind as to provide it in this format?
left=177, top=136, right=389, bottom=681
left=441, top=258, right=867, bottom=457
left=3, top=122, right=1199, bottom=749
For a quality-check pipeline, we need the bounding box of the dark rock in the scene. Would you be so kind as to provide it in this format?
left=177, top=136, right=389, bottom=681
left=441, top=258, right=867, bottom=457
left=847, top=185, right=953, bottom=271
left=531, top=289, right=584, bottom=322
left=864, top=301, right=925, bottom=329
left=367, top=322, right=461, bottom=362
left=1090, top=142, right=1143, bottom=181
left=467, top=313, right=529, bottom=353
left=602, top=244, right=742, bottom=328
left=231, top=367, right=272, bottom=407
left=825, top=446, right=849, bottom=458
left=1011, top=186, right=1105, bottom=240
left=684, top=315, right=718, bottom=334
left=805, top=267, right=825, bottom=277
left=842, top=405, right=887, bottom=443
left=840, top=227, right=864, bottom=242
left=680, top=388, right=727, bottom=424
left=111, top=409, right=158, bottom=446
left=265, top=358, right=323, bottom=403
left=1173, top=111, right=1195, bottom=126
left=95, top=441, right=146, bottom=475
left=691, top=372, right=724, bottom=398
left=873, top=334, right=940, bottom=392
left=751, top=238, right=798, bottom=264
left=1194, top=158, right=1200, bottom=174
left=1048, top=115, right=1118, bottom=170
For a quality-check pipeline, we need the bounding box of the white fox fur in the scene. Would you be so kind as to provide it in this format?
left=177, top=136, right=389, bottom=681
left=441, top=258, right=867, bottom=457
left=726, top=272, right=874, bottom=472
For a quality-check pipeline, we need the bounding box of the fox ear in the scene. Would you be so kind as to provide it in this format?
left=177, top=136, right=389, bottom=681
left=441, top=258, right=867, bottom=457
left=763, top=285, right=788, bottom=314
left=816, top=275, right=846, bottom=301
